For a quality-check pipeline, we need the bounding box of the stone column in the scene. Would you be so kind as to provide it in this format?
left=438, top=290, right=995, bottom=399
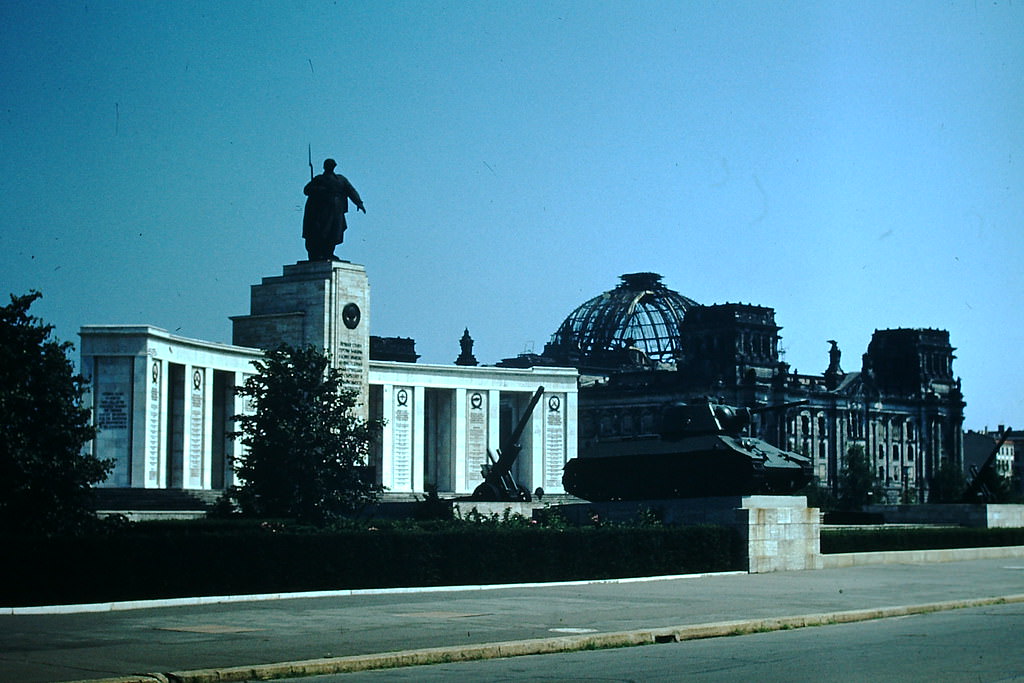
left=411, top=385, right=426, bottom=493
left=202, top=366, right=215, bottom=489
left=131, top=355, right=151, bottom=488
left=226, top=369, right=249, bottom=489
left=453, top=387, right=469, bottom=493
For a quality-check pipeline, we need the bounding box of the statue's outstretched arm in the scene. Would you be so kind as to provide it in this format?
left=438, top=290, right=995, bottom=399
left=349, top=185, right=365, bottom=212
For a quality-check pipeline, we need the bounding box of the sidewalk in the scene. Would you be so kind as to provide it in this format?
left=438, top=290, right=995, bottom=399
left=3, top=552, right=1023, bottom=683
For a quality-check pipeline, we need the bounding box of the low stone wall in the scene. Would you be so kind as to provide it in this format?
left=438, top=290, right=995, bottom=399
left=549, top=496, right=821, bottom=573
left=986, top=505, right=1024, bottom=528
left=864, top=504, right=1024, bottom=528
left=822, top=545, right=1024, bottom=568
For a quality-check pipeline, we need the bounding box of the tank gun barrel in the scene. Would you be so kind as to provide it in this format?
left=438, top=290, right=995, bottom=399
left=749, top=397, right=811, bottom=413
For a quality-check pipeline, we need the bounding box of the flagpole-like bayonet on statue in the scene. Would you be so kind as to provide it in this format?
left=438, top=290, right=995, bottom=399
left=308, top=144, right=314, bottom=181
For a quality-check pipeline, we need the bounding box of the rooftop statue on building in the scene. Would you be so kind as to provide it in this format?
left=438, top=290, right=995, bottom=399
left=302, top=158, right=365, bottom=261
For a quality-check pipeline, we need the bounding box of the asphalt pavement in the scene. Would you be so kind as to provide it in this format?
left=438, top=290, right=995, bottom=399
left=302, top=602, right=1024, bottom=682
left=2, top=554, right=1023, bottom=683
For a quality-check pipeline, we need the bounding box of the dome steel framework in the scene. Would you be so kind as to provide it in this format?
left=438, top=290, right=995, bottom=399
left=547, top=272, right=698, bottom=366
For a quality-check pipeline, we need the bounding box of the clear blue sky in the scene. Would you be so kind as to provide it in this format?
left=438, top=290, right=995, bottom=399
left=2, top=1, right=1021, bottom=430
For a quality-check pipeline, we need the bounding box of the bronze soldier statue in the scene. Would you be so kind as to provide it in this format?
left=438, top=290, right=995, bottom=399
left=302, top=158, right=365, bottom=261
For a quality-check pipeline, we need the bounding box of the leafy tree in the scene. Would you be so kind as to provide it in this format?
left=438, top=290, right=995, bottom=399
left=230, top=344, right=383, bottom=524
left=799, top=476, right=837, bottom=511
left=929, top=458, right=966, bottom=503
left=0, top=291, right=111, bottom=534
left=838, top=444, right=879, bottom=510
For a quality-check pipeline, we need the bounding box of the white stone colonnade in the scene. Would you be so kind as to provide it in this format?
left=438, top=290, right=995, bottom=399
left=80, top=327, right=579, bottom=496
left=80, top=326, right=256, bottom=490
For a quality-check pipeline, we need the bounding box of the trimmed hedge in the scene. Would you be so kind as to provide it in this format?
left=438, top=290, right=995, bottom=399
left=822, top=526, right=1024, bottom=554
left=0, top=524, right=743, bottom=607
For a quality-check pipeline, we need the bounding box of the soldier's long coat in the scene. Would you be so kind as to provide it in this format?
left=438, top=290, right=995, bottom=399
left=302, top=171, right=363, bottom=248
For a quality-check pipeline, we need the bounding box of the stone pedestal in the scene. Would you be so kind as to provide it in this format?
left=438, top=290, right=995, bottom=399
left=231, top=261, right=370, bottom=417
left=737, top=496, right=821, bottom=573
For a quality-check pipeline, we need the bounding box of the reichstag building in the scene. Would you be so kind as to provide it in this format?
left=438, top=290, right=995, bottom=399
left=500, top=272, right=965, bottom=503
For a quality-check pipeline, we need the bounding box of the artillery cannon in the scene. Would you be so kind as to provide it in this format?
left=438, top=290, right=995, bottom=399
left=563, top=398, right=813, bottom=501
left=963, top=427, right=1012, bottom=503
left=464, top=386, right=545, bottom=502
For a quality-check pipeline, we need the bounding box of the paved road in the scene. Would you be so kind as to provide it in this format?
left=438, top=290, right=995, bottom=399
left=304, top=602, right=1024, bottom=682
left=1, top=557, right=1022, bottom=682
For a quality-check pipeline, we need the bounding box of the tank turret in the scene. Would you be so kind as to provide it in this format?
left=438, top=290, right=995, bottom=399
left=658, top=400, right=754, bottom=439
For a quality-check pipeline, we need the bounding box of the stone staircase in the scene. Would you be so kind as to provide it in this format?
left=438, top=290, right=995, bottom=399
left=93, top=488, right=223, bottom=512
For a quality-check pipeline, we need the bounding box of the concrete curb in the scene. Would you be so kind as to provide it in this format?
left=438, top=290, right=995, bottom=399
left=67, top=593, right=1024, bottom=683
left=3, top=572, right=743, bottom=616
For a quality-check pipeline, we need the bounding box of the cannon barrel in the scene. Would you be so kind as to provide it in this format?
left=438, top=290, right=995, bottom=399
left=963, top=427, right=1011, bottom=503
left=469, top=386, right=544, bottom=501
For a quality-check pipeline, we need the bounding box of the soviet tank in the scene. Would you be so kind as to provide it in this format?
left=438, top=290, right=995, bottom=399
left=562, top=399, right=812, bottom=501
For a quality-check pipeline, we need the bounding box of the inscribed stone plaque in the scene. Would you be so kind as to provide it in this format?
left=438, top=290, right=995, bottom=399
left=147, top=360, right=161, bottom=484
left=543, top=393, right=566, bottom=489
left=94, top=356, right=133, bottom=487
left=97, top=391, right=129, bottom=431
left=391, top=387, right=413, bottom=489
left=188, top=368, right=205, bottom=484
left=336, top=339, right=365, bottom=396
left=465, top=391, right=488, bottom=487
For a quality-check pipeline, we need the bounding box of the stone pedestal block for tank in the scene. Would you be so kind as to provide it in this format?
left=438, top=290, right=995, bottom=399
left=736, top=496, right=821, bottom=573
left=231, top=260, right=370, bottom=417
